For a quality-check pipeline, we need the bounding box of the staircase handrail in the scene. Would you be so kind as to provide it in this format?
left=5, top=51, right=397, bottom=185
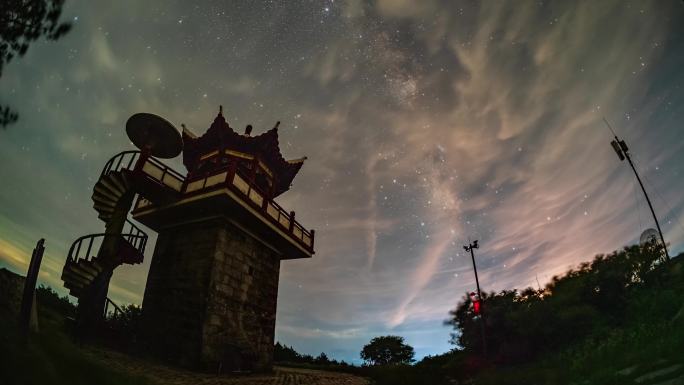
left=67, top=233, right=147, bottom=263
left=101, top=151, right=141, bottom=178
left=104, top=297, right=123, bottom=318
left=67, top=219, right=148, bottom=263
left=101, top=151, right=185, bottom=183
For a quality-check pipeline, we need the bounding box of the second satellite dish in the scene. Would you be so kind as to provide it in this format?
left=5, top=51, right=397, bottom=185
left=639, top=228, right=659, bottom=246
left=126, top=113, right=183, bottom=159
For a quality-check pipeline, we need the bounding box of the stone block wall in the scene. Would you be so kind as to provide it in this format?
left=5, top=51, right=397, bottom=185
left=141, top=218, right=220, bottom=367
left=141, top=217, right=281, bottom=372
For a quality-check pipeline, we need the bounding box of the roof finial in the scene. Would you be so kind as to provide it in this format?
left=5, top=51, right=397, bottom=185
left=181, top=123, right=198, bottom=139
left=218, top=105, right=223, bottom=117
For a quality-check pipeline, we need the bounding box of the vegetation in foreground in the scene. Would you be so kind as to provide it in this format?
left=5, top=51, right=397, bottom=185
left=275, top=243, right=684, bottom=385
left=2, top=242, right=682, bottom=385
left=0, top=286, right=151, bottom=385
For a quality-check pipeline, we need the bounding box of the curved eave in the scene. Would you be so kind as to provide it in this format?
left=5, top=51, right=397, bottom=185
left=183, top=120, right=306, bottom=196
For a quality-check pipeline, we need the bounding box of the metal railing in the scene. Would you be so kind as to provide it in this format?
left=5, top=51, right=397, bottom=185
left=183, top=164, right=315, bottom=252
left=67, top=219, right=148, bottom=263
left=122, top=219, right=148, bottom=253
left=101, top=151, right=185, bottom=192
left=103, top=297, right=123, bottom=318
left=101, top=151, right=140, bottom=178
left=118, top=150, right=315, bottom=252
left=140, top=157, right=185, bottom=192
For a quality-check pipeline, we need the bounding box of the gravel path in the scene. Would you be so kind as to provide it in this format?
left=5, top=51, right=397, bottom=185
left=85, top=348, right=369, bottom=385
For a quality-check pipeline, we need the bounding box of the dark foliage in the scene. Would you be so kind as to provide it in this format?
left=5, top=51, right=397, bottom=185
left=273, top=342, right=343, bottom=366
left=0, top=0, right=72, bottom=127
left=274, top=342, right=311, bottom=363
left=105, top=305, right=142, bottom=334
left=445, top=242, right=667, bottom=364
left=35, top=284, right=76, bottom=317
left=0, top=105, right=18, bottom=127
left=314, top=352, right=331, bottom=365
left=360, top=335, right=415, bottom=366
left=101, top=304, right=143, bottom=351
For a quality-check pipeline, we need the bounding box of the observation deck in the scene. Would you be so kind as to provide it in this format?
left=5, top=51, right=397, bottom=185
left=123, top=151, right=314, bottom=259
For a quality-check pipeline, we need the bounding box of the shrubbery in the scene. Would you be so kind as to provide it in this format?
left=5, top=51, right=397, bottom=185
left=445, top=242, right=672, bottom=364
left=275, top=243, right=683, bottom=384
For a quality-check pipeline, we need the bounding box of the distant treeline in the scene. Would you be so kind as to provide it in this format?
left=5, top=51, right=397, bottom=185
left=273, top=342, right=352, bottom=366
left=22, top=242, right=684, bottom=384
left=275, top=243, right=684, bottom=384
left=446, top=242, right=679, bottom=364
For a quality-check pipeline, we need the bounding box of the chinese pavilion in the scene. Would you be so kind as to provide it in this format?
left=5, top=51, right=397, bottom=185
left=60, top=107, right=313, bottom=373
left=134, top=107, right=314, bottom=371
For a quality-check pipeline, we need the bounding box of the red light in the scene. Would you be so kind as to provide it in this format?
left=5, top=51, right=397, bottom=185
left=470, top=291, right=482, bottom=315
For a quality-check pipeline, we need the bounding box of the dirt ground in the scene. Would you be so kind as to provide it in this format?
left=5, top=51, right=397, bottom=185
left=84, top=348, right=370, bottom=385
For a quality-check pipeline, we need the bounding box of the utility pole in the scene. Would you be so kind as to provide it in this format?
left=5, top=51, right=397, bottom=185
left=464, top=240, right=487, bottom=356
left=605, top=118, right=669, bottom=260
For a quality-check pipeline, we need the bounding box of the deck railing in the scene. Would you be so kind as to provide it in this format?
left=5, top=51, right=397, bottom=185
left=140, top=157, right=185, bottom=192
left=125, top=153, right=314, bottom=252
left=101, top=151, right=185, bottom=192
left=175, top=163, right=314, bottom=252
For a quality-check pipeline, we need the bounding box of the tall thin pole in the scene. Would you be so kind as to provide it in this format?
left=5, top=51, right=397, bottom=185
left=464, top=240, right=487, bottom=356
left=468, top=246, right=483, bottom=303
left=605, top=118, right=669, bottom=260
left=623, top=150, right=670, bottom=260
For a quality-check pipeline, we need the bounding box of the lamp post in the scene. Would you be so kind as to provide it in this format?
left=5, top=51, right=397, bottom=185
left=464, top=240, right=487, bottom=356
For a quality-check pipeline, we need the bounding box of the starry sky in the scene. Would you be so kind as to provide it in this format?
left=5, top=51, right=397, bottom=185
left=1, top=0, right=684, bottom=364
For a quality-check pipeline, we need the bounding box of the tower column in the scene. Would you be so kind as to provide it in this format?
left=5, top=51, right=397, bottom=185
left=134, top=108, right=313, bottom=373
left=141, top=216, right=281, bottom=371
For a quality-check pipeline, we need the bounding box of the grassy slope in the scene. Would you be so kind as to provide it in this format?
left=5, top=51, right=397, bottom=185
left=0, top=302, right=151, bottom=385
left=474, top=256, right=684, bottom=385
left=474, top=319, right=684, bottom=385
left=278, top=256, right=684, bottom=385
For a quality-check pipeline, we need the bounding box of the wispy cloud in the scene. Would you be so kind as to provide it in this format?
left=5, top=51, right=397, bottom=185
left=1, top=0, right=683, bottom=363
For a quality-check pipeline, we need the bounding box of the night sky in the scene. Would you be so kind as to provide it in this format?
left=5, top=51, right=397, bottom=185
left=1, top=0, right=684, bottom=363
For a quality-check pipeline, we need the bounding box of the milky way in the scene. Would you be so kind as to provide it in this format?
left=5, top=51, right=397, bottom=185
left=1, top=0, right=684, bottom=362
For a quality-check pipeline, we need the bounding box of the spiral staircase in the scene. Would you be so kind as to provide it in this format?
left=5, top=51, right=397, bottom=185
left=61, top=220, right=147, bottom=298
left=61, top=151, right=184, bottom=323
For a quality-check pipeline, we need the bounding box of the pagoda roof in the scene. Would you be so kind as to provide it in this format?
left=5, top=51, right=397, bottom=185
left=182, top=108, right=306, bottom=197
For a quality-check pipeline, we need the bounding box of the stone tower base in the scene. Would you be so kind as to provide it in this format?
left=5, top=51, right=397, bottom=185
left=141, top=216, right=281, bottom=372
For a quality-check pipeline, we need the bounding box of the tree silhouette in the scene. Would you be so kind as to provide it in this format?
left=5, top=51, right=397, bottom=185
left=360, top=335, right=415, bottom=366
left=1, top=0, right=72, bottom=127
left=314, top=352, right=331, bottom=365
left=445, top=242, right=666, bottom=363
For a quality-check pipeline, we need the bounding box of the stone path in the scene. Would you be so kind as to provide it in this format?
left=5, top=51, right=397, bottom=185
left=85, top=348, right=369, bottom=385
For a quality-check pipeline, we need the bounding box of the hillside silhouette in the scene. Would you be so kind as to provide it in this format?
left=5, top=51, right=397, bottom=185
left=2, top=242, right=682, bottom=384
left=272, top=242, right=684, bottom=384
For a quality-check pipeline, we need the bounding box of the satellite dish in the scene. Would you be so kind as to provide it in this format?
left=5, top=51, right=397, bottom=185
left=126, top=113, right=182, bottom=159
left=639, top=228, right=659, bottom=246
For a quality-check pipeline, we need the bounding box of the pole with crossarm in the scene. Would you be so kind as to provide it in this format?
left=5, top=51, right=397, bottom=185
left=464, top=240, right=487, bottom=356
left=605, top=118, right=669, bottom=260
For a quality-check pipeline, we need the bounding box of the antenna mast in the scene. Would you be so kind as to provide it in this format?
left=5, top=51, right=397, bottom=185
left=604, top=118, right=669, bottom=260
left=464, top=240, right=487, bottom=356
